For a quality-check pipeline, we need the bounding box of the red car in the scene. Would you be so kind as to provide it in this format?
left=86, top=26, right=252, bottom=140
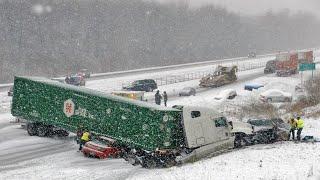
left=81, top=137, right=121, bottom=159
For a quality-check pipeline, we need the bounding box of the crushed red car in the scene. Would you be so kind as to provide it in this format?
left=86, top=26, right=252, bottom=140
left=81, top=137, right=121, bottom=159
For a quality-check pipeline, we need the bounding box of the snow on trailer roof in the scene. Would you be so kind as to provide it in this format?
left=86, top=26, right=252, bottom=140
left=111, top=90, right=144, bottom=94
left=15, top=76, right=180, bottom=112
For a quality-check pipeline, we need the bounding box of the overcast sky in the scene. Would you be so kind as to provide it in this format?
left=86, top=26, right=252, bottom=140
left=156, top=0, right=320, bottom=17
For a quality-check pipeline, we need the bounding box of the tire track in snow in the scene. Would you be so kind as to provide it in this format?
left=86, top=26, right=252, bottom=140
left=0, top=141, right=74, bottom=167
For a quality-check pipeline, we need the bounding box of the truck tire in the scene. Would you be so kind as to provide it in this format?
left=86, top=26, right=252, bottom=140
left=164, top=157, right=176, bottom=168
left=234, top=133, right=247, bottom=148
left=37, top=124, right=48, bottom=137
left=142, top=157, right=157, bottom=169
left=27, top=123, right=38, bottom=136
left=124, top=152, right=140, bottom=165
left=46, top=126, right=54, bottom=137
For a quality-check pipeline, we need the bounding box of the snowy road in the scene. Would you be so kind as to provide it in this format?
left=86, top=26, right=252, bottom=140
left=0, top=111, right=319, bottom=179
left=1, top=53, right=320, bottom=179
left=1, top=73, right=320, bottom=179
left=0, top=113, right=75, bottom=168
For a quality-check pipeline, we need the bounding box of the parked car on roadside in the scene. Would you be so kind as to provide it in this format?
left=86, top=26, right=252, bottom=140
left=123, top=79, right=157, bottom=92
left=65, top=75, right=86, bottom=86
left=179, top=87, right=196, bottom=96
left=244, top=84, right=264, bottom=91
left=82, top=136, right=121, bottom=159
left=8, top=86, right=13, bottom=96
left=77, top=69, right=91, bottom=78
left=259, top=89, right=292, bottom=103
left=248, top=52, right=256, bottom=58
left=214, top=89, right=237, bottom=100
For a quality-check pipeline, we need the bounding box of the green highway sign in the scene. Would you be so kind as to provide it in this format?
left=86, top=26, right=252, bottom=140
left=299, top=63, right=316, bottom=71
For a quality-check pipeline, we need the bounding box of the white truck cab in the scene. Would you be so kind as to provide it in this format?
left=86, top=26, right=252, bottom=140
left=177, top=106, right=235, bottom=163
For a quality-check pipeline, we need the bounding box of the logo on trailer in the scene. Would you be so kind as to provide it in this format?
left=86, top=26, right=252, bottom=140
left=64, top=99, right=75, bottom=117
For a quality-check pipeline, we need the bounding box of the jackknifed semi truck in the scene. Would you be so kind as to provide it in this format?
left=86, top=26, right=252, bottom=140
left=11, top=76, right=235, bottom=168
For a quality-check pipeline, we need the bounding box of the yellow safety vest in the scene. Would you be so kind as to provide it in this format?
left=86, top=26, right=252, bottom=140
left=297, top=119, right=304, bottom=129
left=81, top=132, right=90, bottom=141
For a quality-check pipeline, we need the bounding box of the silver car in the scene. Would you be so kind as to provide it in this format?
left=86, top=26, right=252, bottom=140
left=260, top=89, right=292, bottom=103
left=179, top=87, right=196, bottom=96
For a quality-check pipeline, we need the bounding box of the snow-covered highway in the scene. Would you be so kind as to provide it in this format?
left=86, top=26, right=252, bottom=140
left=1, top=52, right=320, bottom=180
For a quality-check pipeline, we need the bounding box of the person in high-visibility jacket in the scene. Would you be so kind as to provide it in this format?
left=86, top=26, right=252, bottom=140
left=79, top=130, right=91, bottom=151
left=287, top=118, right=297, bottom=140
left=296, top=117, right=304, bottom=141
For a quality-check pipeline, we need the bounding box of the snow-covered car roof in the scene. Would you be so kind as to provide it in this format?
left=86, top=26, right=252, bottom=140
left=260, top=89, right=291, bottom=97
left=218, top=89, right=236, bottom=96
left=245, top=84, right=264, bottom=88
left=214, top=89, right=236, bottom=100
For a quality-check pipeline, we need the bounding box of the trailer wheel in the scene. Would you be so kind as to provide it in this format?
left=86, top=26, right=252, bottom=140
left=27, top=123, right=38, bottom=136
left=164, top=158, right=176, bottom=168
left=46, top=126, right=54, bottom=137
left=37, top=124, right=48, bottom=137
left=128, top=156, right=140, bottom=166
left=142, top=158, right=157, bottom=169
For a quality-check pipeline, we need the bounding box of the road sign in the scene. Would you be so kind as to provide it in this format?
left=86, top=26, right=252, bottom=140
left=299, top=63, right=315, bottom=71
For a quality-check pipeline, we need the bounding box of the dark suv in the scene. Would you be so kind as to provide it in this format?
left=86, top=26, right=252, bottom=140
left=65, top=75, right=86, bottom=86
left=123, top=79, right=157, bottom=92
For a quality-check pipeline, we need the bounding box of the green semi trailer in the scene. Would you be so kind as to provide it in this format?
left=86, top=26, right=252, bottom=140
left=11, top=76, right=235, bottom=168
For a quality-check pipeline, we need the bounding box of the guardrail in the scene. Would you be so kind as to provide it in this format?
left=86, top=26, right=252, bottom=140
left=121, top=59, right=267, bottom=88
left=88, top=47, right=319, bottom=80
left=1, top=47, right=318, bottom=91
left=89, top=54, right=275, bottom=80
left=0, top=83, right=13, bottom=91
left=1, top=54, right=274, bottom=91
